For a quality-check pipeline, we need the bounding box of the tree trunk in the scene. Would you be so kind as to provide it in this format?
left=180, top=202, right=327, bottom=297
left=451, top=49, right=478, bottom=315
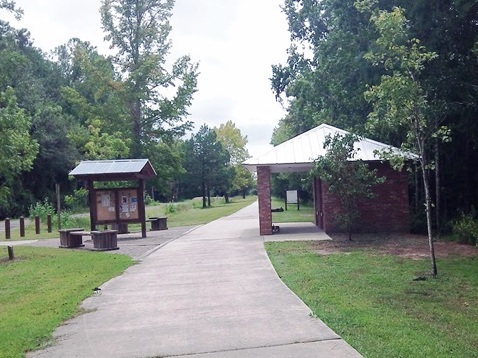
left=435, top=138, right=440, bottom=238
left=207, top=186, right=211, bottom=207
left=420, top=149, right=438, bottom=277
left=202, top=180, right=206, bottom=208
left=225, top=192, right=229, bottom=203
left=131, top=98, right=142, bottom=158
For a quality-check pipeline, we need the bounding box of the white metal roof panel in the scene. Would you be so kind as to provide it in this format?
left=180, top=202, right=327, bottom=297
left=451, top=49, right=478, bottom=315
left=243, top=124, right=413, bottom=173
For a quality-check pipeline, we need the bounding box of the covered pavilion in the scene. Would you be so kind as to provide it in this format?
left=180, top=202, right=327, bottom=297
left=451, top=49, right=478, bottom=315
left=243, top=124, right=412, bottom=236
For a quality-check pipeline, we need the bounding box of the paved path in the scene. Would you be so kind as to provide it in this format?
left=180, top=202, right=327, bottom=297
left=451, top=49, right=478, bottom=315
left=28, top=202, right=362, bottom=357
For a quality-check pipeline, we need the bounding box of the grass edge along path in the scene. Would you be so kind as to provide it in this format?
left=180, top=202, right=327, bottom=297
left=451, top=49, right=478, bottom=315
left=0, top=247, right=134, bottom=357
left=266, top=241, right=478, bottom=358
left=1, top=196, right=258, bottom=241
left=0, top=196, right=258, bottom=357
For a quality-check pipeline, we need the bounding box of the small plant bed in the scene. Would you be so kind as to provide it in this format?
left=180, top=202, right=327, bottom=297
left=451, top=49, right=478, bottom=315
left=0, top=247, right=133, bottom=357
left=266, top=235, right=478, bottom=358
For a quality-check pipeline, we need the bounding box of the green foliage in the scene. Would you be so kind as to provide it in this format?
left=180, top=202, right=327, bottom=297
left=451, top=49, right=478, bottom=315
left=181, top=124, right=232, bottom=206
left=0, top=0, right=23, bottom=19
left=0, top=87, right=39, bottom=204
left=64, top=188, right=88, bottom=211
left=312, top=133, right=385, bottom=239
left=28, top=199, right=54, bottom=221
left=213, top=121, right=254, bottom=199
left=452, top=210, right=478, bottom=246
left=361, top=4, right=440, bottom=276
left=144, top=141, right=185, bottom=201
left=214, top=120, right=250, bottom=165
left=100, top=0, right=199, bottom=158
left=266, top=241, right=478, bottom=358
left=164, top=202, right=177, bottom=214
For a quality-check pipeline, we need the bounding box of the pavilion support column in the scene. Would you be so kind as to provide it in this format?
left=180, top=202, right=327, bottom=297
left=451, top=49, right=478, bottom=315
left=257, top=166, right=272, bottom=235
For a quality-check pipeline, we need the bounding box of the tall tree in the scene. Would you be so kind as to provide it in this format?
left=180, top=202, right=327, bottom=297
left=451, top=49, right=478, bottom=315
left=271, top=0, right=381, bottom=139
left=214, top=120, right=254, bottom=198
left=214, top=121, right=250, bottom=165
left=182, top=125, right=231, bottom=207
left=100, top=0, right=199, bottom=158
left=359, top=2, right=447, bottom=276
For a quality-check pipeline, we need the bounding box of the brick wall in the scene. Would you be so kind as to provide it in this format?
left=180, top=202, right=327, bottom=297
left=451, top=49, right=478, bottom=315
left=322, top=162, right=410, bottom=233
left=257, top=166, right=272, bottom=235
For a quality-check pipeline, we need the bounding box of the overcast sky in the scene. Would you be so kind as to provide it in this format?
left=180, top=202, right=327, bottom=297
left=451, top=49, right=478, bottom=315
left=4, top=0, right=290, bottom=158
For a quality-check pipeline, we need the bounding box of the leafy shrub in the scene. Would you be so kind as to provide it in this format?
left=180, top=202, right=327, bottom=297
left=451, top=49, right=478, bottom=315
left=29, top=199, right=54, bottom=221
left=452, top=211, right=478, bottom=245
left=165, top=203, right=176, bottom=214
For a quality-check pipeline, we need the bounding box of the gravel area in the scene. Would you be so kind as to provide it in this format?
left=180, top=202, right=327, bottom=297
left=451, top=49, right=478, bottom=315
left=25, top=226, right=199, bottom=260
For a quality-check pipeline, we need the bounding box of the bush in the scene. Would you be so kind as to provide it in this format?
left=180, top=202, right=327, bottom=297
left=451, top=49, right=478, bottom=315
left=452, top=211, right=478, bottom=245
left=165, top=202, right=177, bottom=214
left=29, top=199, right=54, bottom=222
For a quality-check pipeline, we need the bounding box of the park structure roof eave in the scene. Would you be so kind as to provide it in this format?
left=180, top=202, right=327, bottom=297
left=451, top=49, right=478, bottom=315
left=69, top=159, right=157, bottom=181
left=242, top=123, right=417, bottom=173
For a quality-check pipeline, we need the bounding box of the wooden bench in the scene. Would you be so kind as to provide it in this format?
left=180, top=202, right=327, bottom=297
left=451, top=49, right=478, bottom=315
left=90, top=230, right=119, bottom=251
left=147, top=217, right=168, bottom=231
left=59, top=228, right=85, bottom=248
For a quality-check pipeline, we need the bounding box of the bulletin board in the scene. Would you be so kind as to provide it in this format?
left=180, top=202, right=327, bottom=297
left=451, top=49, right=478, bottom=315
left=95, top=188, right=140, bottom=222
left=118, top=189, right=139, bottom=220
left=96, top=190, right=117, bottom=221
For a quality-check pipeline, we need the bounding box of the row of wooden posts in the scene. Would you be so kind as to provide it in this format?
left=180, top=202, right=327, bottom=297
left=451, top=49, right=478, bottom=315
left=3, top=215, right=53, bottom=240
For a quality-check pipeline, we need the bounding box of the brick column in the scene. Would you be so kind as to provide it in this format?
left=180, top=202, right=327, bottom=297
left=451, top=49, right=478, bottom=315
left=257, top=166, right=272, bottom=235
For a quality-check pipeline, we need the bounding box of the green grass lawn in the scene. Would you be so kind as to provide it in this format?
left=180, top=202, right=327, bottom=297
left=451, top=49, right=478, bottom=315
left=0, top=247, right=133, bottom=358
left=266, top=241, right=478, bottom=358
left=0, top=195, right=257, bottom=357
left=271, top=197, right=315, bottom=223
left=145, top=195, right=257, bottom=227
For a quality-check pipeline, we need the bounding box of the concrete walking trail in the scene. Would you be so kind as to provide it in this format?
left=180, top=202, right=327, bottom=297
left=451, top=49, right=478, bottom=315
left=28, top=202, right=362, bottom=357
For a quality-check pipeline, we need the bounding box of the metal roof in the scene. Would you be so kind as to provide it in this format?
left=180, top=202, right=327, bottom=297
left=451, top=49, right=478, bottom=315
left=69, top=159, right=156, bottom=180
left=243, top=124, right=414, bottom=173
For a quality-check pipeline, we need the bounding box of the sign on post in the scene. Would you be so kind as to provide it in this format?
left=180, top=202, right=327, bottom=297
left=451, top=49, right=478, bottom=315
left=285, top=190, right=299, bottom=210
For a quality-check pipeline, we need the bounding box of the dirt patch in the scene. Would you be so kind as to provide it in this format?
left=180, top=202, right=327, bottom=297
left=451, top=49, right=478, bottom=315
left=312, top=233, right=478, bottom=259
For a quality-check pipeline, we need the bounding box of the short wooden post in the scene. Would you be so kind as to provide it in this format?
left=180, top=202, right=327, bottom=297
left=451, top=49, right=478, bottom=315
left=19, top=216, right=25, bottom=237
left=8, top=246, right=14, bottom=260
left=5, top=218, right=10, bottom=240
left=35, top=216, right=40, bottom=234
left=47, top=215, right=52, bottom=233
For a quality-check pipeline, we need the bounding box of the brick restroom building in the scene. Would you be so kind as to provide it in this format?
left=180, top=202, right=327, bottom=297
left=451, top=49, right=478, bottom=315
left=243, top=124, right=412, bottom=236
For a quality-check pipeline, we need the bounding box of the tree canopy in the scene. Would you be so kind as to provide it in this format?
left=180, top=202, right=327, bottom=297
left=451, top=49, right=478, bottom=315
left=271, top=0, right=478, bottom=235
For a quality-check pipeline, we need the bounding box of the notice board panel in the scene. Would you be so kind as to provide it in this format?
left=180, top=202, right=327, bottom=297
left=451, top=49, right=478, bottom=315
left=286, top=190, right=298, bottom=204
left=118, top=189, right=139, bottom=220
left=96, top=190, right=117, bottom=221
